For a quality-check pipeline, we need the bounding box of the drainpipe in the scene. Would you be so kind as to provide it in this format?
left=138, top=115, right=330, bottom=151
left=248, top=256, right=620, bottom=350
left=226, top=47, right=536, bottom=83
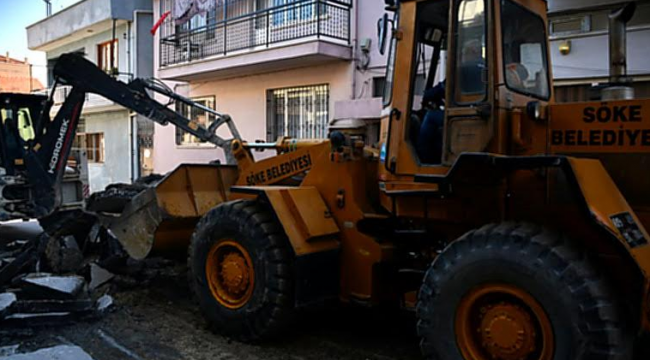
left=127, top=21, right=132, bottom=77
left=602, top=2, right=636, bottom=101
left=351, top=0, right=359, bottom=100
left=131, top=10, right=155, bottom=180
left=29, top=63, right=33, bottom=92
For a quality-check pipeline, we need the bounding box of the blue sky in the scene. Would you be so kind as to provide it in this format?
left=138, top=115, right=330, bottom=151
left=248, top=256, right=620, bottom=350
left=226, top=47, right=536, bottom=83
left=0, top=0, right=81, bottom=84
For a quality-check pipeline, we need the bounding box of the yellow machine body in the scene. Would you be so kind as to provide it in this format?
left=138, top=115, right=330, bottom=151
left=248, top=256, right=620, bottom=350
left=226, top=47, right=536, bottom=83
left=109, top=0, right=650, bottom=348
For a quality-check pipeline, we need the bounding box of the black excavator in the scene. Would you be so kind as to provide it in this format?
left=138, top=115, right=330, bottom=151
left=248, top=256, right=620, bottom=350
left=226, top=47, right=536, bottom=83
left=0, top=53, right=238, bottom=281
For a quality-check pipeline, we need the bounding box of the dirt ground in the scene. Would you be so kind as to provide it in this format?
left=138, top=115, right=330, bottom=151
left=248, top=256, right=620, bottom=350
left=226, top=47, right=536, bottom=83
left=0, top=258, right=423, bottom=360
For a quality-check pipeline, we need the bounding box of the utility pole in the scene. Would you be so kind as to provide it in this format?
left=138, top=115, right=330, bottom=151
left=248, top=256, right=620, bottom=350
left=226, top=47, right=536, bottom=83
left=43, top=0, right=52, bottom=16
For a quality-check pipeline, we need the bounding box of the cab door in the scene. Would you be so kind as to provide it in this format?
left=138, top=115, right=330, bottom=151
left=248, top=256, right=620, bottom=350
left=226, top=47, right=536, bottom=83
left=443, top=0, right=496, bottom=164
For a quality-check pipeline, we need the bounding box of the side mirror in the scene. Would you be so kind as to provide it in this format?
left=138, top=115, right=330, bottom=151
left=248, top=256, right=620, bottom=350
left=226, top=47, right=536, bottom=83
left=378, top=13, right=389, bottom=56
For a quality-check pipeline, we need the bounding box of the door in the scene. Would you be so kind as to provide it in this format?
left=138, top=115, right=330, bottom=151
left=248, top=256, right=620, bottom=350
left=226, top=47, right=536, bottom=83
left=443, top=0, right=494, bottom=164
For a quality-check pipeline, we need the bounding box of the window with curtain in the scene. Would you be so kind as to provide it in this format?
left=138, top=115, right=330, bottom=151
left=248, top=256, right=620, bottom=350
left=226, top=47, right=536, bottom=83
left=74, top=132, right=105, bottom=163
left=97, top=39, right=118, bottom=74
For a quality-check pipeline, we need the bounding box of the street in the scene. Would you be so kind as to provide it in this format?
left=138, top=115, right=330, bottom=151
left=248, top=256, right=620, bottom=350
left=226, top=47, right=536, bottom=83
left=0, top=256, right=421, bottom=360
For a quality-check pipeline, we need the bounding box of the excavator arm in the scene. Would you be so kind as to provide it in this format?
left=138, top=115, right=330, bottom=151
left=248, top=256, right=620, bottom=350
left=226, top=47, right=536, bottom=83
left=0, top=52, right=240, bottom=221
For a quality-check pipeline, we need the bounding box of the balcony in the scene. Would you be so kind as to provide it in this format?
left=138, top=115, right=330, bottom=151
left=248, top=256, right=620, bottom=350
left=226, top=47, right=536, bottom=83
left=27, top=0, right=152, bottom=51
left=158, top=0, right=352, bottom=81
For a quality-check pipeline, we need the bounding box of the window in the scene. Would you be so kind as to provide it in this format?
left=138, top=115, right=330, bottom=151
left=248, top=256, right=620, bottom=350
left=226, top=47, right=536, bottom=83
left=408, top=2, right=449, bottom=165
left=373, top=77, right=386, bottom=98
left=501, top=0, right=550, bottom=99
left=550, top=16, right=591, bottom=36
left=383, top=16, right=398, bottom=107
left=267, top=85, right=329, bottom=140
left=454, top=0, right=486, bottom=103
left=272, top=0, right=316, bottom=26
left=97, top=39, right=118, bottom=74
left=74, top=132, right=105, bottom=163
left=176, top=96, right=216, bottom=146
left=16, top=108, right=35, bottom=142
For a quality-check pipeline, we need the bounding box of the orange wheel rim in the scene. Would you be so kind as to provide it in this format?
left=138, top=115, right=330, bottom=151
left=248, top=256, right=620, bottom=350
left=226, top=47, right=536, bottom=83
left=455, top=284, right=554, bottom=360
left=205, top=240, right=255, bottom=309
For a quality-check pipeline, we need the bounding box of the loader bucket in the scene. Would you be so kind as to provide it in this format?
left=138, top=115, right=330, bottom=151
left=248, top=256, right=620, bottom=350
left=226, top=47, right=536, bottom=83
left=107, top=164, right=239, bottom=260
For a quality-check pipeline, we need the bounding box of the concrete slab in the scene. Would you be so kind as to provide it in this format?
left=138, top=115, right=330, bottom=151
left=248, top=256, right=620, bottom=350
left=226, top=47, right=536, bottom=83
left=0, top=222, right=43, bottom=243
left=88, top=265, right=114, bottom=291
left=20, top=275, right=85, bottom=300
left=12, top=299, right=93, bottom=314
left=0, top=346, right=18, bottom=357
left=3, top=312, right=75, bottom=327
left=0, top=293, right=17, bottom=318
left=0, top=345, right=94, bottom=360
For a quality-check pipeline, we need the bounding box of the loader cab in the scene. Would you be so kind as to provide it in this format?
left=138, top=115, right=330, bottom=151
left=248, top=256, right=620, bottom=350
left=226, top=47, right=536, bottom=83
left=379, top=0, right=552, bottom=178
left=0, top=93, right=47, bottom=175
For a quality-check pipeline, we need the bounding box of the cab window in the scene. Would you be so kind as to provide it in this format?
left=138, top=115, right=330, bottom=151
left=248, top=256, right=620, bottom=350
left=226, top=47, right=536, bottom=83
left=501, top=0, right=550, bottom=99
left=17, top=108, right=35, bottom=142
left=408, top=0, right=449, bottom=165
left=383, top=36, right=398, bottom=107
left=454, top=0, right=486, bottom=103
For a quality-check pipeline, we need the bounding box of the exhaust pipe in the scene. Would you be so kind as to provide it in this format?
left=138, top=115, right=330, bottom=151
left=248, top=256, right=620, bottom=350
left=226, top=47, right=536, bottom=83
left=602, top=2, right=636, bottom=101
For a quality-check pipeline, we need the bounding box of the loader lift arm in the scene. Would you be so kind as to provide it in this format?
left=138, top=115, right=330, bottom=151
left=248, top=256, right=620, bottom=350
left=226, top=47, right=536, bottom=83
left=52, top=53, right=240, bottom=152
left=4, top=52, right=240, bottom=220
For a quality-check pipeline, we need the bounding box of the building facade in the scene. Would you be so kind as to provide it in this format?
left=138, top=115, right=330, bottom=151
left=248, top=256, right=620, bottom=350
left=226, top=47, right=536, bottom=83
left=0, top=54, right=43, bottom=94
left=547, top=0, right=650, bottom=102
left=151, top=0, right=390, bottom=172
left=150, top=0, right=650, bottom=173
left=26, top=0, right=154, bottom=192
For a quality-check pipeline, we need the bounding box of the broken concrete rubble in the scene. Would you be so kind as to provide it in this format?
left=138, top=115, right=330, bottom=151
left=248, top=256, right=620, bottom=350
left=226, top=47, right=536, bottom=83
left=0, top=213, right=148, bottom=331
left=0, top=293, right=16, bottom=317
left=95, top=295, right=114, bottom=314
left=11, top=299, right=94, bottom=314
left=44, top=236, right=84, bottom=274
left=0, top=345, right=94, bottom=360
left=3, top=312, right=78, bottom=327
left=0, top=234, right=49, bottom=286
left=0, top=345, right=18, bottom=357
left=19, top=275, right=85, bottom=300
left=88, top=264, right=114, bottom=291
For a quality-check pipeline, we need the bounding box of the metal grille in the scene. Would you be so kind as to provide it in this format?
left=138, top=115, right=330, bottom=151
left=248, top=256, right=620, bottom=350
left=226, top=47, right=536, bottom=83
left=268, top=84, right=329, bottom=140
left=160, top=0, right=351, bottom=67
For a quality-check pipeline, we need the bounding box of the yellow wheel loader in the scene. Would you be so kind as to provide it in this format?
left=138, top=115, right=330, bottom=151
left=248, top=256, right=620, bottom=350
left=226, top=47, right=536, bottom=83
left=177, top=0, right=650, bottom=358
left=2, top=0, right=650, bottom=359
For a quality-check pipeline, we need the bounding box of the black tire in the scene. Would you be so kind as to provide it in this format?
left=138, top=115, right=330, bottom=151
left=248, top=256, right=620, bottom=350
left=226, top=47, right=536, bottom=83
left=417, top=222, right=631, bottom=360
left=188, top=199, right=294, bottom=342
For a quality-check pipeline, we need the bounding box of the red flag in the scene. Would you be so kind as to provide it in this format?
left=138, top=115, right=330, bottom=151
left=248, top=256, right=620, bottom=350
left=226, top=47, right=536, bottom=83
left=151, top=11, right=171, bottom=35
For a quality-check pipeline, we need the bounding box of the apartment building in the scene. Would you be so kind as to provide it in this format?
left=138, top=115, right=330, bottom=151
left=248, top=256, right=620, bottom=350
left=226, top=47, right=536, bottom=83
left=151, top=0, right=391, bottom=172
left=548, top=0, right=650, bottom=102
left=150, top=0, right=650, bottom=173
left=0, top=53, right=44, bottom=94
left=26, top=0, right=154, bottom=192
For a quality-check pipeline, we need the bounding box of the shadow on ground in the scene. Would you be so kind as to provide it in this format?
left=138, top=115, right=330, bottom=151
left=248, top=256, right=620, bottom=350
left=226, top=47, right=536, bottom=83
left=0, top=259, right=422, bottom=360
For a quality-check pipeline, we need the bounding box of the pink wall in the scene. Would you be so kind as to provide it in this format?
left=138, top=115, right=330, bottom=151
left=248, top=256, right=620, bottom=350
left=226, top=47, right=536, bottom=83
left=152, top=61, right=353, bottom=173
left=150, top=0, right=391, bottom=174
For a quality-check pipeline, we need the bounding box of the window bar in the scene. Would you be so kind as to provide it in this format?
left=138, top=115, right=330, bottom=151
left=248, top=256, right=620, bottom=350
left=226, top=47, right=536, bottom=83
left=317, top=0, right=321, bottom=38
left=347, top=2, right=351, bottom=44
left=224, top=1, right=228, bottom=55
